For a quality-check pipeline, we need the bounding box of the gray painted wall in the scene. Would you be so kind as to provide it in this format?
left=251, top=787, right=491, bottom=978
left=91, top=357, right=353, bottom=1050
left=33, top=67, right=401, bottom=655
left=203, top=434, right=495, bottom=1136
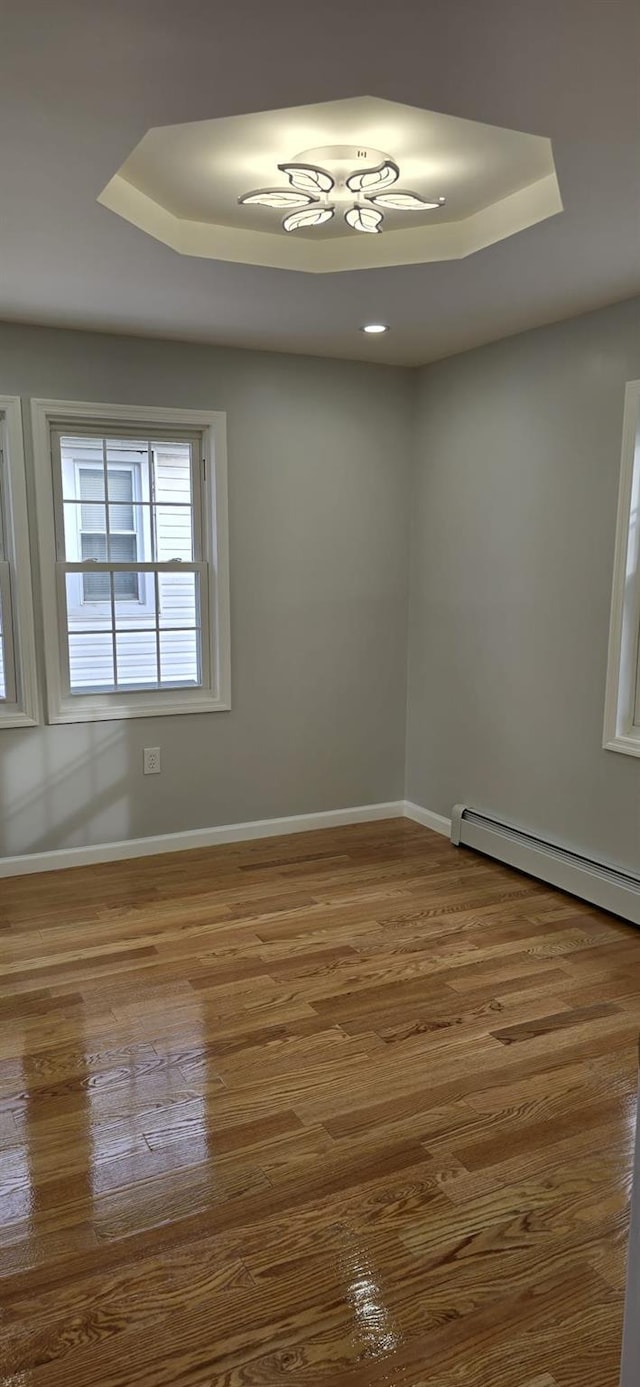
left=406, top=296, right=640, bottom=874
left=3, top=295, right=640, bottom=869
left=0, top=322, right=412, bottom=856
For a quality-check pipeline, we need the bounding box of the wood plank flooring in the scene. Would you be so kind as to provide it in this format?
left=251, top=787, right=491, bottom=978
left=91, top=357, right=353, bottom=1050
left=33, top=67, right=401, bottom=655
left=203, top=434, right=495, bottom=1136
left=0, top=818, right=637, bottom=1386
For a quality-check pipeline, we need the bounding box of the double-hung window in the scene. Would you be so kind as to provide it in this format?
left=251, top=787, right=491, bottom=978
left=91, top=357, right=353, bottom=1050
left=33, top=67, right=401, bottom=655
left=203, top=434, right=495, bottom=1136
left=32, top=401, right=230, bottom=723
left=604, top=380, right=640, bottom=756
left=0, top=396, right=38, bottom=727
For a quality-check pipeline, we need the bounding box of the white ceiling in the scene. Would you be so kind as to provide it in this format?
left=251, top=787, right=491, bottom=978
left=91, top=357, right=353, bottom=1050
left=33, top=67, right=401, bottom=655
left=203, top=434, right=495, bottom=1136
left=0, top=0, right=638, bottom=366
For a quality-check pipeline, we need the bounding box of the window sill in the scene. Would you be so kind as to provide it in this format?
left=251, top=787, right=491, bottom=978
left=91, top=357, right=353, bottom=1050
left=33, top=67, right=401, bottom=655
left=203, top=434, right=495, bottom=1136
left=604, top=731, right=640, bottom=759
left=0, top=710, right=40, bottom=730
left=48, top=695, right=231, bottom=724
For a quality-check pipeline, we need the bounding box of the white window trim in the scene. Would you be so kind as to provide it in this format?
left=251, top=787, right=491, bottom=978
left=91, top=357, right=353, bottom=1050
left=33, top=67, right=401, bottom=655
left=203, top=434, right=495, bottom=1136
left=0, top=396, right=39, bottom=728
left=31, top=399, right=231, bottom=724
left=603, top=379, right=640, bottom=757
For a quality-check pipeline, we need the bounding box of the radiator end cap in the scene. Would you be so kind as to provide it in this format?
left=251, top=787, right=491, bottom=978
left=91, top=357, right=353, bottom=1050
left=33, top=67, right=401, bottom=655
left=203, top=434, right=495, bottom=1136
left=450, top=804, right=467, bottom=846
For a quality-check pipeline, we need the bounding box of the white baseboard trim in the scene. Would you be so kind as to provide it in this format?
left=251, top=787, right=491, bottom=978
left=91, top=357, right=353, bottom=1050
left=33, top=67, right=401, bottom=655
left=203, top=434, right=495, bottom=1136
left=404, top=801, right=452, bottom=837
left=0, top=800, right=407, bottom=879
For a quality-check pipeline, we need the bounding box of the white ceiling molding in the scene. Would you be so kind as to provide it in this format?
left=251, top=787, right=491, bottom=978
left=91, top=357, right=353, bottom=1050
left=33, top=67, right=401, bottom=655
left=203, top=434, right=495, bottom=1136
left=98, top=97, right=562, bottom=275
left=99, top=170, right=561, bottom=273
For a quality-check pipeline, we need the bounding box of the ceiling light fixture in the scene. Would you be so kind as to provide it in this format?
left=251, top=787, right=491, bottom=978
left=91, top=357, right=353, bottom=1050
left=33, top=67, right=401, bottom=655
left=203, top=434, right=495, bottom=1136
left=282, top=205, right=335, bottom=233
left=370, top=191, right=446, bottom=211
left=238, top=146, right=444, bottom=236
left=345, top=205, right=383, bottom=235
left=361, top=323, right=389, bottom=334
left=345, top=159, right=400, bottom=194
left=239, top=190, right=317, bottom=210
left=278, top=163, right=335, bottom=194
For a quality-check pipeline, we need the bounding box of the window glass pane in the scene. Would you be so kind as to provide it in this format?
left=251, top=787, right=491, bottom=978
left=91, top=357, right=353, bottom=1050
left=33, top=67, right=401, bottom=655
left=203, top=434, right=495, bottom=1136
left=81, top=533, right=107, bottom=563
left=106, top=469, right=134, bottom=505
left=60, top=435, right=196, bottom=558
left=109, top=533, right=137, bottom=565
left=109, top=502, right=135, bottom=532
left=79, top=534, right=109, bottom=602
left=68, top=631, right=114, bottom=692
left=114, top=570, right=139, bottom=601
left=160, top=628, right=200, bottom=686
left=78, top=467, right=105, bottom=499
left=154, top=506, right=194, bottom=561
left=0, top=478, right=7, bottom=561
left=56, top=423, right=209, bottom=704
left=115, top=575, right=156, bottom=630
left=76, top=559, right=140, bottom=604
left=158, top=571, right=198, bottom=628
left=60, top=439, right=104, bottom=500
left=106, top=470, right=136, bottom=534
left=107, top=512, right=143, bottom=562
left=64, top=501, right=106, bottom=560
left=105, top=441, right=148, bottom=486
left=0, top=590, right=5, bottom=700
left=80, top=534, right=109, bottom=602
left=151, top=445, right=193, bottom=507
left=105, top=438, right=148, bottom=454
left=83, top=572, right=111, bottom=602
left=65, top=569, right=202, bottom=694
left=116, top=630, right=158, bottom=687
left=78, top=468, right=107, bottom=533
left=80, top=499, right=106, bottom=532
left=65, top=573, right=111, bottom=629
left=0, top=553, right=16, bottom=705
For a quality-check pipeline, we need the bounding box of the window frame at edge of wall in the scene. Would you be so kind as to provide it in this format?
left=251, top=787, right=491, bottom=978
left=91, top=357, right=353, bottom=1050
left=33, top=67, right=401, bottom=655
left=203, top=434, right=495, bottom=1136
left=603, top=378, right=640, bottom=758
left=0, top=395, right=40, bottom=729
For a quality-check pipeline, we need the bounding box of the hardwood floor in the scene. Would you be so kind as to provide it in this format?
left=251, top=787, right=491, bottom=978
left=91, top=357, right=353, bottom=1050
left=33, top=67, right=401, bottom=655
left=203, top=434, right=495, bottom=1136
left=0, top=817, right=637, bottom=1386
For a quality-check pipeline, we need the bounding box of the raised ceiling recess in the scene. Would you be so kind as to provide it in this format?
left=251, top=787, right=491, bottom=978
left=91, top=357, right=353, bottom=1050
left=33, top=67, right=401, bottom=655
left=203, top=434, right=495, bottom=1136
left=98, top=96, right=562, bottom=275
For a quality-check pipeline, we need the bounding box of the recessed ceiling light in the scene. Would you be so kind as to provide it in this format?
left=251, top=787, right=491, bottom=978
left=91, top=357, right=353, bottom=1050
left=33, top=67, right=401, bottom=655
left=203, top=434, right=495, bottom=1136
left=361, top=323, right=389, bottom=334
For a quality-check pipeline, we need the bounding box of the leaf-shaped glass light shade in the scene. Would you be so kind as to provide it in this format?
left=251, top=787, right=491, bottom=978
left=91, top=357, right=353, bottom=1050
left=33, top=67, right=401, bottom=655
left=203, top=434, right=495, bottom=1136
left=345, top=205, right=384, bottom=234
left=368, top=191, right=446, bottom=211
left=282, top=205, right=335, bottom=233
left=239, top=189, right=317, bottom=209
left=278, top=163, right=335, bottom=194
left=346, top=160, right=399, bottom=194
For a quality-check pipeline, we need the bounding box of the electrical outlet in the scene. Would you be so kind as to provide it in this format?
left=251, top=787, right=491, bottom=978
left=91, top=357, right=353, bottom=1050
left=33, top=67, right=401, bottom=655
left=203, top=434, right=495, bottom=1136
left=143, top=747, right=161, bottom=775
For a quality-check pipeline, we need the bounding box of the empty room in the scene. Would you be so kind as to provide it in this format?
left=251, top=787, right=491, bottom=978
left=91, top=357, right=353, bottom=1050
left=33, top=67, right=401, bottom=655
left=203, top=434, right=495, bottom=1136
left=1, top=2, right=640, bottom=1384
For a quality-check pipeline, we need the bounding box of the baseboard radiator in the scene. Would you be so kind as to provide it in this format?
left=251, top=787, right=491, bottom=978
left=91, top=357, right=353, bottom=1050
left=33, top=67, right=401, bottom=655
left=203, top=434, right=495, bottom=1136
left=451, top=805, right=640, bottom=927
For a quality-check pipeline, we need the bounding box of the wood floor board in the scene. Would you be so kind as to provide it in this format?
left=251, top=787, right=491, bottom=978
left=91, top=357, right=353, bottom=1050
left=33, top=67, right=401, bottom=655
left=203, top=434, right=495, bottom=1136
left=444, top=966, right=575, bottom=1004
left=462, top=1052, right=632, bottom=1117
left=341, top=991, right=577, bottom=1049
left=445, top=1110, right=636, bottom=1192
left=0, top=818, right=636, bottom=1383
